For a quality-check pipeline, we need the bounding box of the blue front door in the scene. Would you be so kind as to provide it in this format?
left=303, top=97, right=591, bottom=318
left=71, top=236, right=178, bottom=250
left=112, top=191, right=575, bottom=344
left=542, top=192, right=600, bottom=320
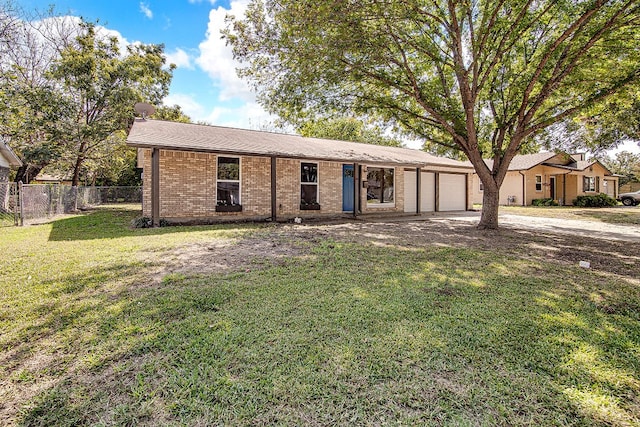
left=343, top=164, right=354, bottom=211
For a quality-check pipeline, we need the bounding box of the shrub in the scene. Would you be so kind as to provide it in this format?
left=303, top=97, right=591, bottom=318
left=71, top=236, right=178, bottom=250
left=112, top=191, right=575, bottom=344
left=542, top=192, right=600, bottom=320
left=572, top=193, right=617, bottom=207
left=131, top=216, right=153, bottom=228
left=131, top=217, right=170, bottom=228
left=531, top=198, right=558, bottom=206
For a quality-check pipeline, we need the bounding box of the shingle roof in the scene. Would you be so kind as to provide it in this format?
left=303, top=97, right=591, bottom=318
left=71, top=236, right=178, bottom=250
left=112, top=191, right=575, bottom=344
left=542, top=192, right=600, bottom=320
left=0, top=140, right=22, bottom=168
left=552, top=159, right=613, bottom=175
left=483, top=152, right=563, bottom=171
left=126, top=119, right=473, bottom=170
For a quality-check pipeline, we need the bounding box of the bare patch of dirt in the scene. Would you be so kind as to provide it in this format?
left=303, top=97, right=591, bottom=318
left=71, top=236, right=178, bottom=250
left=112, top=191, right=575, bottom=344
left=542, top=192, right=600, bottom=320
left=141, top=217, right=639, bottom=283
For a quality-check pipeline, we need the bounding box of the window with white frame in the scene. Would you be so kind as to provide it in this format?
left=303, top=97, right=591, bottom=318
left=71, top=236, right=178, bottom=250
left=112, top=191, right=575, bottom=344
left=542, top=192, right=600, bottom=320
left=535, top=175, right=542, bottom=192
left=217, top=156, right=240, bottom=206
left=300, top=162, right=318, bottom=206
left=367, top=167, right=395, bottom=204
left=583, top=176, right=597, bottom=192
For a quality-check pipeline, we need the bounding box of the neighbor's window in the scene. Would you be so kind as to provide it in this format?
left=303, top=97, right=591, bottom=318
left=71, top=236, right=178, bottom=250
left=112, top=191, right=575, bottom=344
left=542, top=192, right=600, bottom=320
left=217, top=156, right=240, bottom=205
left=583, top=176, right=597, bottom=192
left=479, top=181, right=484, bottom=192
left=367, top=167, right=395, bottom=204
left=535, top=175, right=542, bottom=192
left=301, top=162, right=318, bottom=205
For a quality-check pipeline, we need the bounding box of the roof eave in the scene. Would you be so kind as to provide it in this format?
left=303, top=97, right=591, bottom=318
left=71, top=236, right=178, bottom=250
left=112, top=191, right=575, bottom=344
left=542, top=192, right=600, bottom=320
left=127, top=141, right=472, bottom=170
left=0, top=144, right=22, bottom=168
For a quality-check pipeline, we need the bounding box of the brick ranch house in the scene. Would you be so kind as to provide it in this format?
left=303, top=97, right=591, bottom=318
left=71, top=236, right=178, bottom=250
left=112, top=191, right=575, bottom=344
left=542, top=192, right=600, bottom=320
left=126, top=119, right=474, bottom=225
left=471, top=152, right=619, bottom=206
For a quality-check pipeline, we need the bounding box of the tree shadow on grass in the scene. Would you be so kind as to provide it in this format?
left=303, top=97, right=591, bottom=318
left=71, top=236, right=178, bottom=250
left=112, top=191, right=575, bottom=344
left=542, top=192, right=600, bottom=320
left=47, top=206, right=259, bottom=242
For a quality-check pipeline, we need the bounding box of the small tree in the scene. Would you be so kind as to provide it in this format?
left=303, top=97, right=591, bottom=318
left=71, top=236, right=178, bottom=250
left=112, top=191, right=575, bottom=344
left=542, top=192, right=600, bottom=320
left=226, top=0, right=640, bottom=229
left=152, top=104, right=192, bottom=123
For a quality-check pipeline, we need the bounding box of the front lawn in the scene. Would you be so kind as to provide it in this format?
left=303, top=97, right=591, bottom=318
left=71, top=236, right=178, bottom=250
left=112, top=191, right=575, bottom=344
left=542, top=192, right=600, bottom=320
left=1, top=206, right=639, bottom=426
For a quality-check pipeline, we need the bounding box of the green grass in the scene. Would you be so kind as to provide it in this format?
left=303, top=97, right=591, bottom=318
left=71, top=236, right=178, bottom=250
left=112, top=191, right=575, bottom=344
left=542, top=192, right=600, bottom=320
left=1, top=206, right=639, bottom=426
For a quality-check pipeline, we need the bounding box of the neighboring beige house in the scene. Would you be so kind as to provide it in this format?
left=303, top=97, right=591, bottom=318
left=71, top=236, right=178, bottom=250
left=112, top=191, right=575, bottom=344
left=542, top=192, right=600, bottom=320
left=471, top=152, right=619, bottom=206
left=32, top=168, right=73, bottom=185
left=126, top=119, right=474, bottom=225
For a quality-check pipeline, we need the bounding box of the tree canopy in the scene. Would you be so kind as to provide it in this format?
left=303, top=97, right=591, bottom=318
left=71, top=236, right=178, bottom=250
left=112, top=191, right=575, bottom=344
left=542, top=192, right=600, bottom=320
left=299, top=117, right=402, bottom=147
left=226, top=0, right=640, bottom=228
left=599, top=150, right=640, bottom=186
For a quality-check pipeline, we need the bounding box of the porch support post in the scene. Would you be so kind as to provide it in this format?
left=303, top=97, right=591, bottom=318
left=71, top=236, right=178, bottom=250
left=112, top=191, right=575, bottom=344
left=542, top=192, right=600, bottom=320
left=520, top=171, right=526, bottom=206
left=271, top=156, right=277, bottom=221
left=416, top=167, right=421, bottom=215
left=151, top=147, right=160, bottom=227
left=434, top=172, right=440, bottom=212
left=353, top=162, right=359, bottom=218
left=465, top=172, right=470, bottom=211
left=563, top=174, right=567, bottom=206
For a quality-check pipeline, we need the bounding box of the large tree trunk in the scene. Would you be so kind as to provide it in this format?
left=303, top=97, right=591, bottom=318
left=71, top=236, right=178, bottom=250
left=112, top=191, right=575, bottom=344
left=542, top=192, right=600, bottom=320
left=71, top=141, right=87, bottom=187
left=14, top=164, right=45, bottom=184
left=478, top=184, right=500, bottom=230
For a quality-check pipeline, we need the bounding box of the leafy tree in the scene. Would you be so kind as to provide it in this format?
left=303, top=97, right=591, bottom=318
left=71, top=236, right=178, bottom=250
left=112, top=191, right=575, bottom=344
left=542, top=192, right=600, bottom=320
left=299, top=117, right=402, bottom=146
left=599, top=150, right=640, bottom=186
left=48, top=23, right=173, bottom=186
left=226, top=0, right=640, bottom=229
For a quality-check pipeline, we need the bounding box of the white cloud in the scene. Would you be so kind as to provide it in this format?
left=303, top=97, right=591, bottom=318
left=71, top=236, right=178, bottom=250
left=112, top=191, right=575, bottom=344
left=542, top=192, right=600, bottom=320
left=140, top=2, right=153, bottom=19
left=204, top=101, right=273, bottom=129
left=196, top=0, right=254, bottom=102
left=608, top=139, right=640, bottom=155
left=163, top=93, right=206, bottom=120
left=164, top=48, right=193, bottom=69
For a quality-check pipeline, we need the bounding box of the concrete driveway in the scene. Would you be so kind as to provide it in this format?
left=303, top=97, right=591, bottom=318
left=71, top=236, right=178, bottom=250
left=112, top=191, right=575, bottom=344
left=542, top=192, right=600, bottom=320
left=425, top=210, right=640, bottom=243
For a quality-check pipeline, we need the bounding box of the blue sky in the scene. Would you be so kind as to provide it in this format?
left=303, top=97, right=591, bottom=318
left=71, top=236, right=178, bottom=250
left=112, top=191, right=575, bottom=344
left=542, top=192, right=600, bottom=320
left=22, top=0, right=272, bottom=130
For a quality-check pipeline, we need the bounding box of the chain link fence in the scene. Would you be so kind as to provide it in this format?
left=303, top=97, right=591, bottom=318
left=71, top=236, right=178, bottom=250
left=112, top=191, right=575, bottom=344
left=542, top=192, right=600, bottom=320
left=0, top=182, right=19, bottom=227
left=1, top=184, right=141, bottom=226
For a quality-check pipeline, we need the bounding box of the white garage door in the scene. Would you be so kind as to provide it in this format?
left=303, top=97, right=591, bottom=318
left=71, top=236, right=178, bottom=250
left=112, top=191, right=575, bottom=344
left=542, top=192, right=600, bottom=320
left=439, top=173, right=466, bottom=211
left=404, top=170, right=417, bottom=213
left=603, top=179, right=616, bottom=198
left=404, top=171, right=435, bottom=212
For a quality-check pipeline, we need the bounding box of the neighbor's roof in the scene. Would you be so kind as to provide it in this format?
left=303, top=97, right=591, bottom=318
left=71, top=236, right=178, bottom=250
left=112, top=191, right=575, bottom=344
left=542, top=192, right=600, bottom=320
left=483, top=152, right=567, bottom=171
left=551, top=159, right=614, bottom=175
left=126, top=119, right=473, bottom=170
left=0, top=140, right=22, bottom=168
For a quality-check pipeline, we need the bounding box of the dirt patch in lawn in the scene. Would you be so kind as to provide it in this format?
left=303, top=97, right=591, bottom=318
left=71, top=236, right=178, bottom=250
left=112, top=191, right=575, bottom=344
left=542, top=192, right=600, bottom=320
left=145, top=218, right=639, bottom=283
